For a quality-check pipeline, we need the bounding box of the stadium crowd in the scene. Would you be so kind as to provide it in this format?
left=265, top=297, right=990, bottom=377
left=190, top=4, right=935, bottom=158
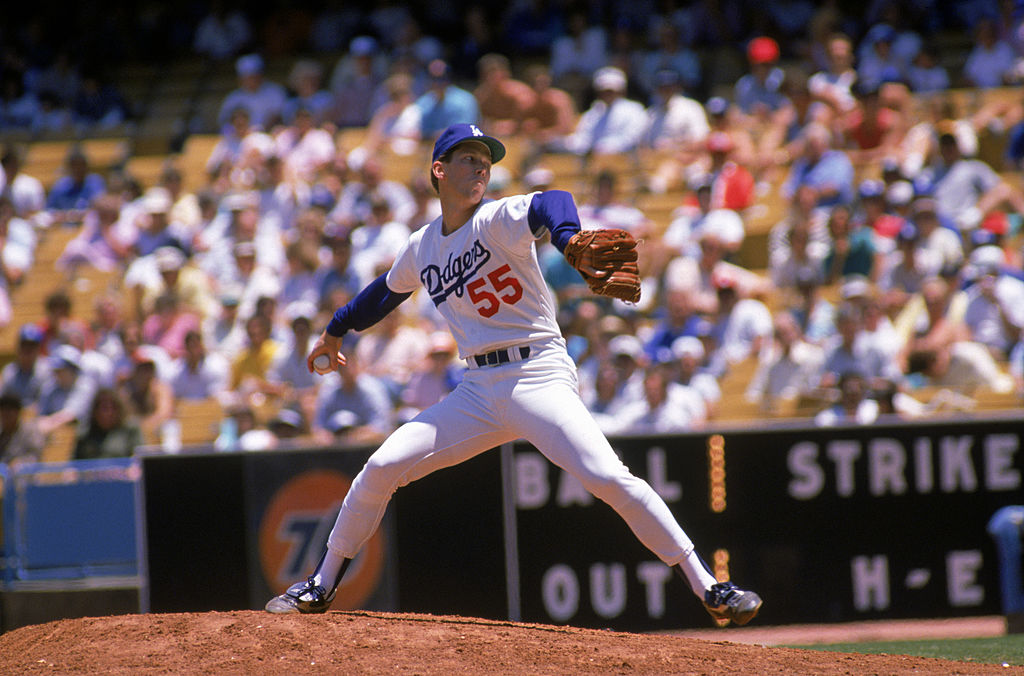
left=2, top=1, right=1024, bottom=463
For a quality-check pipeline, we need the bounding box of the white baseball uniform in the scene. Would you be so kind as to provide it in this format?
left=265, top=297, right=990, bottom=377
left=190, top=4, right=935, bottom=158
left=323, top=193, right=700, bottom=571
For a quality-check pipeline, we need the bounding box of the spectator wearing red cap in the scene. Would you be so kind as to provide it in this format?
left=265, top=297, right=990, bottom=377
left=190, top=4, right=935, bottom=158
left=734, top=37, right=786, bottom=121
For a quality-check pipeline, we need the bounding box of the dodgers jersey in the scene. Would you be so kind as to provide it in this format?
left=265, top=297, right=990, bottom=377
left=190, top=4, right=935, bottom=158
left=386, top=194, right=562, bottom=359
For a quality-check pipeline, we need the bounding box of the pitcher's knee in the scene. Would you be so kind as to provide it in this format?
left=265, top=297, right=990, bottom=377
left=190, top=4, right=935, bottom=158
left=580, top=470, right=643, bottom=507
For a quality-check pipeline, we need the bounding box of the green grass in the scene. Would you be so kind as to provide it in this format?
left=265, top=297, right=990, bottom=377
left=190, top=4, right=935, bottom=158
left=787, top=634, right=1024, bottom=666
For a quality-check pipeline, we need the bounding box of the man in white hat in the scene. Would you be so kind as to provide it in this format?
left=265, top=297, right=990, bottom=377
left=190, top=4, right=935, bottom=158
left=963, top=245, right=1024, bottom=359
left=563, top=66, right=647, bottom=156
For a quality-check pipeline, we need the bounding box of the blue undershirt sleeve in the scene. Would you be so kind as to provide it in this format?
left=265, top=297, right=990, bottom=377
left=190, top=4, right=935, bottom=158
left=325, top=272, right=412, bottom=337
left=528, top=190, right=581, bottom=253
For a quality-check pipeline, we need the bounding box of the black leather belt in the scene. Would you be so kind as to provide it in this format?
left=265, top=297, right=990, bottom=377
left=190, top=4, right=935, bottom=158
left=472, top=346, right=531, bottom=368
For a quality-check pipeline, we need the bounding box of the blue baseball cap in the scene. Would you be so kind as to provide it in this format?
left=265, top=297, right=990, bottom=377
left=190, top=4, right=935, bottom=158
left=432, top=124, right=506, bottom=164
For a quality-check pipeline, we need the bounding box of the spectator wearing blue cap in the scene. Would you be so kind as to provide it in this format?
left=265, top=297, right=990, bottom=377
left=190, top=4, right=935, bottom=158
left=856, top=25, right=906, bottom=91
left=415, top=59, right=480, bottom=140
left=638, top=22, right=701, bottom=97
left=217, top=53, right=287, bottom=132
left=0, top=324, right=50, bottom=408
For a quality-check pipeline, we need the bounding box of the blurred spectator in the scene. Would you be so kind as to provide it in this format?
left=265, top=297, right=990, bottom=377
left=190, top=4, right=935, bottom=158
left=667, top=335, right=721, bottom=417
left=856, top=25, right=905, bottom=91
left=520, top=64, right=577, bottom=149
left=964, top=16, right=1017, bottom=88
left=821, top=302, right=901, bottom=390
left=229, top=314, right=282, bottom=394
left=193, top=2, right=252, bottom=61
left=0, top=71, right=39, bottom=131
left=280, top=239, right=322, bottom=309
left=474, top=53, right=536, bottom=137
left=878, top=222, right=941, bottom=298
left=46, top=148, right=106, bottom=225
left=0, top=145, right=46, bottom=221
left=0, top=393, right=44, bottom=466
left=642, top=70, right=709, bottom=154
left=561, top=67, right=647, bottom=157
left=0, top=196, right=33, bottom=327
left=549, top=7, right=607, bottom=99
left=141, top=292, right=200, bottom=359
left=217, top=54, right=287, bottom=132
left=501, top=0, right=568, bottom=58
left=168, top=330, right=230, bottom=401
left=824, top=205, right=880, bottom=283
left=746, top=312, right=825, bottom=413
left=37, top=290, right=90, bottom=356
left=768, top=185, right=830, bottom=290
left=906, top=45, right=950, bottom=93
left=36, top=345, right=97, bottom=436
left=329, top=36, right=389, bottom=129
left=57, top=193, right=132, bottom=273
left=318, top=233, right=361, bottom=308
left=204, top=287, right=247, bottom=359
left=118, top=348, right=175, bottom=444
left=416, top=59, right=480, bottom=139
left=962, top=245, right=1024, bottom=360
left=703, top=132, right=755, bottom=211
left=205, top=107, right=274, bottom=179
left=788, top=265, right=836, bottom=345
left=282, top=59, right=333, bottom=125
left=600, top=364, right=703, bottom=435
left=909, top=197, right=964, bottom=273
left=398, top=331, right=463, bottom=420
left=312, top=347, right=394, bottom=445
left=0, top=324, right=50, bottom=408
left=814, top=371, right=880, bottom=426
left=90, top=293, right=126, bottom=364
left=267, top=304, right=319, bottom=396
left=349, top=194, right=413, bottom=287
left=809, top=32, right=858, bottom=114
left=347, top=73, right=422, bottom=165
left=331, top=157, right=415, bottom=230
left=638, top=22, right=701, bottom=96
left=932, top=131, right=1024, bottom=233
left=577, top=170, right=652, bottom=236
left=705, top=276, right=773, bottom=376
left=274, top=107, right=336, bottom=184
left=733, top=37, right=787, bottom=121
left=842, top=83, right=905, bottom=165
left=72, top=388, right=142, bottom=460
left=72, top=71, right=129, bottom=130
left=354, top=309, right=428, bottom=403
left=782, top=123, right=855, bottom=208
left=136, top=246, right=219, bottom=323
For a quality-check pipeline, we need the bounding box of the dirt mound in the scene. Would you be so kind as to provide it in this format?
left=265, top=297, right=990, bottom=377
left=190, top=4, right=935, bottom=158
left=0, top=610, right=1017, bottom=675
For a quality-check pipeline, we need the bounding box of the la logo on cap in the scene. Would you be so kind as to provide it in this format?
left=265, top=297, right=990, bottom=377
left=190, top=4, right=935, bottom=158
left=471, top=125, right=483, bottom=137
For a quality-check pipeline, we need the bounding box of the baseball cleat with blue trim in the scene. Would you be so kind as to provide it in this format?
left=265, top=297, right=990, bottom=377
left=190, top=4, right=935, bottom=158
left=265, top=576, right=335, bottom=614
left=703, top=581, right=762, bottom=626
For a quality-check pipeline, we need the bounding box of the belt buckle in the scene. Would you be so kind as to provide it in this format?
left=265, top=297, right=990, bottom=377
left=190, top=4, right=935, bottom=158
left=486, top=351, right=499, bottom=366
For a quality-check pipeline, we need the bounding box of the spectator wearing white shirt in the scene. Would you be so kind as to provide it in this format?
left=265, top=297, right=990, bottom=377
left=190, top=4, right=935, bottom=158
left=746, top=312, right=825, bottom=413
left=808, top=33, right=858, bottom=114
left=962, top=245, right=1024, bottom=359
left=705, top=276, right=773, bottom=376
left=814, top=371, right=880, bottom=427
left=0, top=195, right=34, bottom=328
left=330, top=157, right=416, bottom=230
left=348, top=194, right=413, bottom=287
left=601, top=365, right=702, bottom=436
left=562, top=67, right=648, bottom=157
left=821, top=302, right=902, bottom=390
left=643, top=70, right=710, bottom=153
left=0, top=146, right=46, bottom=222
left=668, top=336, right=721, bottom=418
left=274, top=107, right=336, bottom=185
left=549, top=8, right=608, bottom=97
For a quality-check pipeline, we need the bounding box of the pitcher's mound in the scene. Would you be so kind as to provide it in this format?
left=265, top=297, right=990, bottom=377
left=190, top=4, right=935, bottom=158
left=0, top=610, right=1014, bottom=674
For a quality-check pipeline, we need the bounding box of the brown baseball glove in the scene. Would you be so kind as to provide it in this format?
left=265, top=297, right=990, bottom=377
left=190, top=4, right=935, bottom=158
left=563, top=228, right=641, bottom=303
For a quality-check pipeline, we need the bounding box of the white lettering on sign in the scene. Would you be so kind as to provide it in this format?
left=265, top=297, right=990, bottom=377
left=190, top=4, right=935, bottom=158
left=590, top=563, right=627, bottom=618
left=787, top=433, right=1021, bottom=499
left=852, top=555, right=890, bottom=611
left=647, top=447, right=682, bottom=502
left=637, top=561, right=672, bottom=618
left=515, top=452, right=549, bottom=509
left=557, top=472, right=594, bottom=507
left=947, top=550, right=984, bottom=607
left=540, top=561, right=675, bottom=621
left=542, top=564, right=579, bottom=621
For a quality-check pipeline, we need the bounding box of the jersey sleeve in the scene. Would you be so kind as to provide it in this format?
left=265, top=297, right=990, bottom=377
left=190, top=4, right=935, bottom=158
left=384, top=233, right=422, bottom=293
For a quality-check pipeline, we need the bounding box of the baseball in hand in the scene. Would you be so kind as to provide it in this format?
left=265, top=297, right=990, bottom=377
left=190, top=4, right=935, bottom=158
left=312, top=354, right=333, bottom=374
